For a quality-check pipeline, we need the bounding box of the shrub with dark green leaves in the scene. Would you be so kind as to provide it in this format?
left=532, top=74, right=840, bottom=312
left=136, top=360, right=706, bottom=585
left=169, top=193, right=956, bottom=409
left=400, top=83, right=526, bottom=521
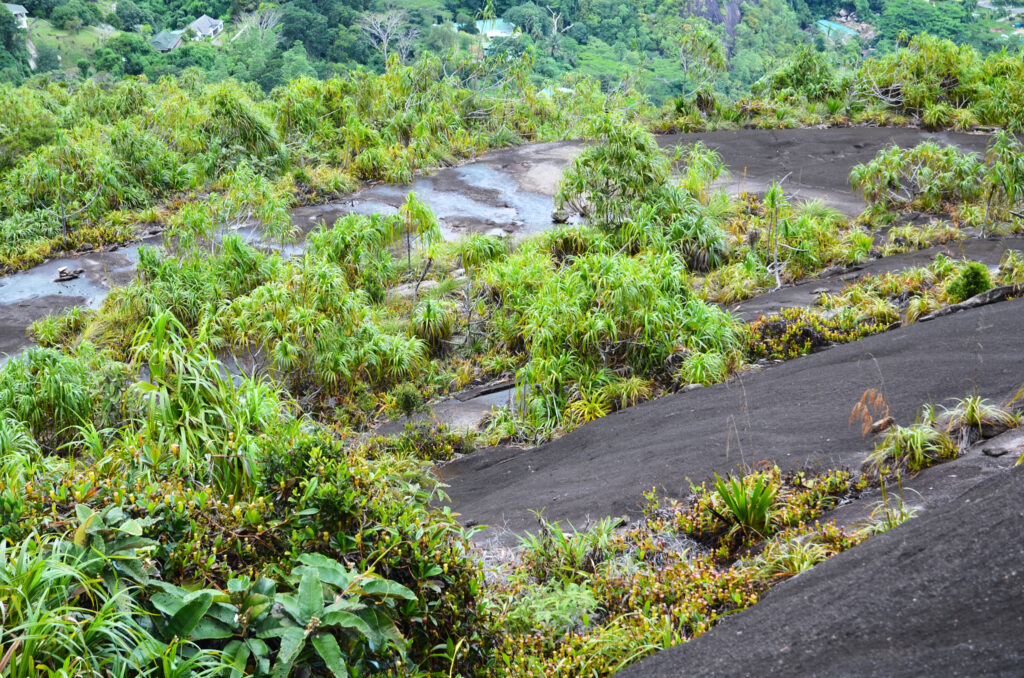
left=360, top=420, right=473, bottom=462
left=945, top=261, right=993, bottom=303
left=391, top=382, right=426, bottom=422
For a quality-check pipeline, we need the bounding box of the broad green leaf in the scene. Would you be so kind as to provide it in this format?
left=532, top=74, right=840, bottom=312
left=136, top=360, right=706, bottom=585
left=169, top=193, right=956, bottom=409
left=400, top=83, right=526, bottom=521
left=321, top=609, right=373, bottom=639
left=273, top=592, right=303, bottom=624
left=322, top=597, right=364, bottom=614
left=297, top=568, right=322, bottom=623
left=113, top=555, right=152, bottom=584
left=75, top=504, right=96, bottom=523
left=119, top=518, right=143, bottom=536
left=73, top=511, right=97, bottom=548
left=190, top=616, right=235, bottom=641
left=149, top=594, right=185, bottom=622
left=297, top=553, right=352, bottom=588
left=223, top=640, right=251, bottom=678
left=205, top=601, right=240, bottom=625
left=166, top=591, right=214, bottom=639
left=311, top=633, right=348, bottom=678
left=109, top=536, right=157, bottom=552
left=271, top=627, right=306, bottom=678
left=357, top=576, right=416, bottom=601
left=357, top=607, right=405, bottom=652
left=227, top=577, right=250, bottom=593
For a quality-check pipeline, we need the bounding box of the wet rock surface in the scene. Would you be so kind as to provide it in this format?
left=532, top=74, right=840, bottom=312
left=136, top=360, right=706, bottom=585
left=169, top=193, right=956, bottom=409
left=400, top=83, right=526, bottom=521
left=293, top=127, right=992, bottom=237
left=386, top=279, right=440, bottom=301
left=0, top=244, right=143, bottom=359
left=1, top=128, right=994, bottom=359
left=375, top=383, right=517, bottom=436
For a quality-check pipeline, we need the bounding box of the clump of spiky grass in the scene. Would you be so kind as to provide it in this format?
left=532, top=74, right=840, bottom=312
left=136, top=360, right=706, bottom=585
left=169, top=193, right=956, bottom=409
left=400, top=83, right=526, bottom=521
left=865, top=424, right=956, bottom=479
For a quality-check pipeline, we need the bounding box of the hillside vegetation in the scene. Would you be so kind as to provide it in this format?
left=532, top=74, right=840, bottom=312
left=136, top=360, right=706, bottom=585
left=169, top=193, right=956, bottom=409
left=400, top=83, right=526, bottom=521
left=0, top=13, right=1023, bottom=677
left=3, top=0, right=1023, bottom=100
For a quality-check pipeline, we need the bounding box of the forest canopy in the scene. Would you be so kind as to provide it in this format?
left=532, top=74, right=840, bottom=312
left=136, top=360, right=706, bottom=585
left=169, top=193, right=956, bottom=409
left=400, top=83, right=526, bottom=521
left=3, top=0, right=1021, bottom=104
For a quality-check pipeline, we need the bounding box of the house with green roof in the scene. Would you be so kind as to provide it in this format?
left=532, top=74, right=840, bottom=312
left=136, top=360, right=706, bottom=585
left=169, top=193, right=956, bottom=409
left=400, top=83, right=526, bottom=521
left=149, top=29, right=184, bottom=53
left=3, top=3, right=28, bottom=29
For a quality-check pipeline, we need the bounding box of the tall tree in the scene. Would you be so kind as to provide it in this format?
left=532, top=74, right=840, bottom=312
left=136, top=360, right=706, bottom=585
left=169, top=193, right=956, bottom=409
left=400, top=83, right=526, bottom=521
left=281, top=40, right=317, bottom=81
left=675, top=18, right=726, bottom=101
left=356, top=10, right=407, bottom=61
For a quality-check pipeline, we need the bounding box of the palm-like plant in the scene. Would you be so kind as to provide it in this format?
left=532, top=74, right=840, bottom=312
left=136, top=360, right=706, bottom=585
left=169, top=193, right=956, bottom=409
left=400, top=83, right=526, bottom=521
left=556, top=112, right=671, bottom=230
left=997, top=249, right=1024, bottom=285
left=398, top=191, right=441, bottom=270
left=751, top=532, right=828, bottom=580
left=455, top=234, right=506, bottom=343
left=126, top=311, right=290, bottom=498
left=600, top=376, right=653, bottom=410
left=566, top=390, right=611, bottom=425
left=762, top=181, right=789, bottom=288
left=714, top=473, right=777, bottom=542
left=668, top=210, right=727, bottom=272
left=678, top=141, right=728, bottom=203
left=0, top=347, right=120, bottom=453
left=678, top=350, right=727, bottom=387
left=412, top=298, right=456, bottom=352
left=904, top=293, right=942, bottom=324
left=982, top=132, right=1024, bottom=231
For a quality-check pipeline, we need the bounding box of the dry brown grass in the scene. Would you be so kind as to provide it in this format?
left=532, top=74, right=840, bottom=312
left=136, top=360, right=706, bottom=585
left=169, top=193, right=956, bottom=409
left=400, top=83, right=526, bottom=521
left=850, top=388, right=890, bottom=437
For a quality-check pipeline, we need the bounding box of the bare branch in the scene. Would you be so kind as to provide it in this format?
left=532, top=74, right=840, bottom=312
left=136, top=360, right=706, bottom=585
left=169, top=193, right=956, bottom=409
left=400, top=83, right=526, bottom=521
left=357, top=10, right=407, bottom=62
left=393, top=26, right=420, bottom=63
left=238, top=7, right=283, bottom=42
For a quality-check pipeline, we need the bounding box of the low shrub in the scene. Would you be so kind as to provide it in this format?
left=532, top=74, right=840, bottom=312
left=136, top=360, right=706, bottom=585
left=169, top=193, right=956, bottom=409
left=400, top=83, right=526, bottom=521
left=945, top=261, right=993, bottom=303
left=744, top=308, right=886, bottom=361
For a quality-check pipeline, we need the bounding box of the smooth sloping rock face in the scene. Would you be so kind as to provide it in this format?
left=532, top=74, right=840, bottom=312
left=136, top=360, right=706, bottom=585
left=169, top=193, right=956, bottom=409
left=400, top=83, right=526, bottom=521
left=616, top=465, right=1024, bottom=678
left=978, top=429, right=1024, bottom=458
left=728, top=237, right=1024, bottom=321
left=386, top=279, right=440, bottom=301
left=443, top=298, right=1024, bottom=540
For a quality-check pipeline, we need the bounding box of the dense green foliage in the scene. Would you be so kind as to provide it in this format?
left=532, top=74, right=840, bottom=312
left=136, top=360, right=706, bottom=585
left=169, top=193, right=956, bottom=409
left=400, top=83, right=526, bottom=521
left=5, top=0, right=1022, bottom=114
left=0, top=6, right=29, bottom=83
left=3, top=7, right=1024, bottom=672
left=0, top=333, right=490, bottom=674
left=0, top=55, right=629, bottom=272
left=851, top=132, right=1024, bottom=230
